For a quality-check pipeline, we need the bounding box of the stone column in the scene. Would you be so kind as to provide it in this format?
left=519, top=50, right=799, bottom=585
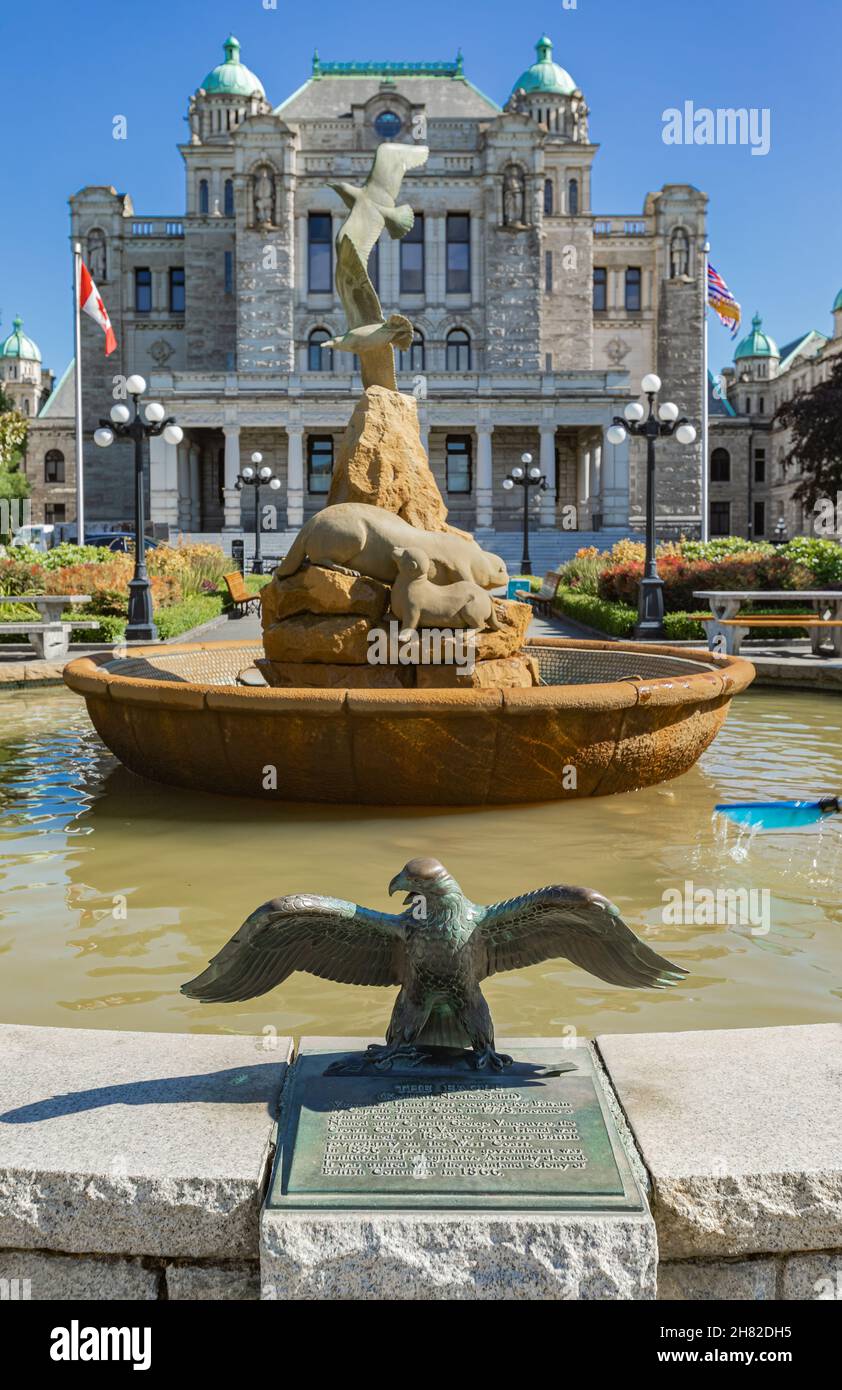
left=475, top=423, right=493, bottom=529
left=428, top=214, right=445, bottom=305
left=601, top=425, right=630, bottom=527
left=589, top=439, right=602, bottom=524
left=177, top=444, right=191, bottom=530
left=222, top=424, right=241, bottom=531
left=149, top=433, right=179, bottom=531
left=189, top=446, right=201, bottom=529
left=539, top=426, right=556, bottom=526
left=286, top=424, right=304, bottom=528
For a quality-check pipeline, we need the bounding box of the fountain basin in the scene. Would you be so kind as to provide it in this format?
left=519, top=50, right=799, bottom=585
left=63, top=637, right=754, bottom=805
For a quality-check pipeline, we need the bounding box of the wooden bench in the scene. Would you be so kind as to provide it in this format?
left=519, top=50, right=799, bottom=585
left=694, top=589, right=842, bottom=656
left=0, top=619, right=101, bottom=660
left=700, top=615, right=842, bottom=655
left=223, top=572, right=261, bottom=617
left=513, top=571, right=561, bottom=616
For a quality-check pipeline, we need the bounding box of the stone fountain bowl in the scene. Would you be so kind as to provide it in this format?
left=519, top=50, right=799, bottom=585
left=63, top=637, right=755, bottom=805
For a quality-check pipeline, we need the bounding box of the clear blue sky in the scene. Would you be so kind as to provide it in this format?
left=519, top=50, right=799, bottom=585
left=4, top=0, right=839, bottom=376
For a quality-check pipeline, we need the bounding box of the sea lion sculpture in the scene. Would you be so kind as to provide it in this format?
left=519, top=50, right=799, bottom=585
left=390, top=547, right=503, bottom=633
left=276, top=503, right=508, bottom=591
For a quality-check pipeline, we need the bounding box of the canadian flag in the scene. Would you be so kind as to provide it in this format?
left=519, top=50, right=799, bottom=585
left=79, top=260, right=117, bottom=356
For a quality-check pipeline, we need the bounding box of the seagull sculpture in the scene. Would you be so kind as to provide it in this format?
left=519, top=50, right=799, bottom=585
left=182, top=857, right=687, bottom=1072
left=324, top=142, right=429, bottom=390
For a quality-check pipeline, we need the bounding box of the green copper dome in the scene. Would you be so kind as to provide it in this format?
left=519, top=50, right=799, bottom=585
left=201, top=36, right=265, bottom=98
left=833, top=288, right=842, bottom=312
left=0, top=317, right=41, bottom=363
left=734, top=312, right=779, bottom=361
left=511, top=36, right=577, bottom=97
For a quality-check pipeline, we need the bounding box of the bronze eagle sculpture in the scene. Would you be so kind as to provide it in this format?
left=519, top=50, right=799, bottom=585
left=324, top=141, right=429, bottom=391
left=182, top=858, right=687, bottom=1071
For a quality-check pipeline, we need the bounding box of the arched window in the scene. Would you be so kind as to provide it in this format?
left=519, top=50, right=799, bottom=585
left=543, top=179, right=554, bottom=216
left=567, top=178, right=579, bottom=215
left=198, top=179, right=209, bottom=215
left=446, top=328, right=471, bottom=372
left=307, top=327, right=333, bottom=372
left=710, top=448, right=731, bottom=482
left=224, top=179, right=234, bottom=216
left=45, top=449, right=65, bottom=483
left=397, top=333, right=425, bottom=372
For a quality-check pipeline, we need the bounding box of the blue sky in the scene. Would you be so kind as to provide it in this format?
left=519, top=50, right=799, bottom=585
left=4, top=0, right=839, bottom=376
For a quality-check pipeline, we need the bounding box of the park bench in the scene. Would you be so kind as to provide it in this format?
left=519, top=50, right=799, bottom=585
left=223, top=571, right=261, bottom=617
left=514, top=571, right=562, bottom=616
left=694, top=589, right=842, bottom=656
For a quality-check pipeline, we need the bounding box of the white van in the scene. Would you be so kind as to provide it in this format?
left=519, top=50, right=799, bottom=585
left=10, top=524, right=55, bottom=552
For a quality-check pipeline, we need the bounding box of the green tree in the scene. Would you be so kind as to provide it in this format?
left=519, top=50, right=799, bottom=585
left=774, top=353, right=842, bottom=510
left=0, top=385, right=30, bottom=509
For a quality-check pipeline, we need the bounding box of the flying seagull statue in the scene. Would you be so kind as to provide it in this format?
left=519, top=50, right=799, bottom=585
left=182, top=857, right=687, bottom=1072
left=324, top=142, right=429, bottom=390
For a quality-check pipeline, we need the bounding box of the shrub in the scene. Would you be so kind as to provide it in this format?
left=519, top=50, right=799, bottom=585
left=39, top=543, right=107, bottom=570
left=780, top=536, right=842, bottom=587
left=149, top=541, right=228, bottom=598
left=43, top=559, right=181, bottom=615
left=598, top=552, right=813, bottom=611
left=679, top=537, right=775, bottom=561
left=0, top=554, right=43, bottom=595
left=553, top=586, right=637, bottom=637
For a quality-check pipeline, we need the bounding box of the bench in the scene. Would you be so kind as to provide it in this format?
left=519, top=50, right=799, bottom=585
left=699, top=615, right=842, bottom=655
left=0, top=619, right=101, bottom=660
left=223, top=572, right=261, bottom=617
left=513, top=571, right=561, bottom=616
left=694, top=589, right=842, bottom=656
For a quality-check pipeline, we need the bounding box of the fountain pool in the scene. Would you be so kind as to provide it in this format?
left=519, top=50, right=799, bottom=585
left=0, top=684, right=839, bottom=1041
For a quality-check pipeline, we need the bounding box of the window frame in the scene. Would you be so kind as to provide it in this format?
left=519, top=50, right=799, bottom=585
left=307, top=328, right=333, bottom=372
left=593, top=266, right=607, bottom=313
left=223, top=179, right=234, bottom=217
left=710, top=447, right=731, bottom=483
left=445, top=213, right=470, bottom=295
left=134, top=267, right=152, bottom=314
left=400, top=212, right=424, bottom=295
left=568, top=178, right=579, bottom=215
left=44, top=450, right=65, bottom=484
left=308, top=212, right=333, bottom=294
left=445, top=434, right=473, bottom=495
left=445, top=328, right=471, bottom=372
left=624, top=267, right=642, bottom=313
left=169, top=266, right=186, bottom=313
left=710, top=499, right=731, bottom=536
left=307, top=434, right=334, bottom=494
left=397, top=333, right=425, bottom=372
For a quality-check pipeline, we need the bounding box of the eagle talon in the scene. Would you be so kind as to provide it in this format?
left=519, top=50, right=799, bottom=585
left=472, top=1047, right=513, bottom=1072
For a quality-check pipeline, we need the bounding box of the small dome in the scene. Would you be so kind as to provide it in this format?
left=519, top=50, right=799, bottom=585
left=0, top=316, right=41, bottom=363
left=734, top=312, right=779, bottom=361
left=201, top=36, right=265, bottom=98
left=511, top=35, right=577, bottom=97
left=833, top=288, right=842, bottom=312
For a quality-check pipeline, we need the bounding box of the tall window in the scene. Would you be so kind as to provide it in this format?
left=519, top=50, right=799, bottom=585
left=625, top=267, right=641, bottom=312
left=568, top=178, right=579, bottom=215
left=446, top=435, right=472, bottom=494
left=754, top=448, right=766, bottom=483
left=545, top=250, right=553, bottom=293
left=169, top=267, right=185, bottom=313
left=710, top=447, right=731, bottom=482
left=198, top=179, right=209, bottom=214
left=397, top=333, right=425, bottom=372
left=307, top=435, right=334, bottom=493
left=308, top=213, right=333, bottom=292
left=753, top=500, right=766, bottom=537
left=45, top=503, right=66, bottom=524
left=368, top=238, right=380, bottom=295
left=446, top=328, right=471, bottom=371
left=45, top=450, right=65, bottom=483
left=758, top=396, right=765, bottom=414
left=446, top=214, right=470, bottom=293
left=224, top=251, right=233, bottom=294
left=543, top=179, right=554, bottom=215
left=593, top=267, right=607, bottom=312
left=134, top=268, right=152, bottom=313
left=710, top=500, right=731, bottom=536
left=400, top=213, right=424, bottom=294
left=224, top=179, right=234, bottom=216
left=308, top=328, right=333, bottom=371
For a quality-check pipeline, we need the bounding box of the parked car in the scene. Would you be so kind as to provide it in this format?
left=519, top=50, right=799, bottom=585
left=11, top=524, right=55, bottom=552
left=84, top=533, right=160, bottom=553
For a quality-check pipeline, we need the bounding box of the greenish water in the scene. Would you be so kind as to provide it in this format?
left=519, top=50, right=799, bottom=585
left=0, top=686, right=839, bottom=1040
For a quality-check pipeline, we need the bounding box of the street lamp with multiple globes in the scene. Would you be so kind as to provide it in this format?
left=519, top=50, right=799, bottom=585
left=236, top=452, right=282, bottom=574
left=93, top=375, right=183, bottom=642
left=607, top=373, right=697, bottom=640
left=502, top=452, right=547, bottom=575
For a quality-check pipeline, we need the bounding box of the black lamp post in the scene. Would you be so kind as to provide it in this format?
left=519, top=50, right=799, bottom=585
left=235, top=452, right=282, bottom=574
left=93, top=375, right=183, bottom=642
left=502, top=451, right=547, bottom=575
left=608, top=373, right=697, bottom=640
left=773, top=516, right=788, bottom=546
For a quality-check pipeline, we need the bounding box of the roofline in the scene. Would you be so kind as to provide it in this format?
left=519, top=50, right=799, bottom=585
left=777, top=329, right=828, bottom=372
left=275, top=71, right=501, bottom=117
left=38, top=358, right=74, bottom=418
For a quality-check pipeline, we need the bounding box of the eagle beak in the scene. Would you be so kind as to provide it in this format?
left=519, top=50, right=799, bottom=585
left=388, top=869, right=411, bottom=899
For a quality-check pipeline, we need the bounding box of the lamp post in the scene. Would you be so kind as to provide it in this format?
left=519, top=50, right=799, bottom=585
left=502, top=452, right=547, bottom=575
left=607, top=373, right=697, bottom=640
left=773, top=516, right=788, bottom=546
left=93, top=376, right=183, bottom=642
left=235, top=452, right=282, bottom=574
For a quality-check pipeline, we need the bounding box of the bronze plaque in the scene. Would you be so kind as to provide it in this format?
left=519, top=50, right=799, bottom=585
left=267, top=1042, right=644, bottom=1212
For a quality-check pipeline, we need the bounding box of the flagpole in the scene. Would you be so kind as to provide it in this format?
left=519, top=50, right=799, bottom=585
left=701, top=239, right=710, bottom=542
left=72, top=242, right=85, bottom=545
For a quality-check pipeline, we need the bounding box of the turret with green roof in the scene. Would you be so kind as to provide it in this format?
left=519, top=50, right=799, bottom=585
left=511, top=36, right=577, bottom=97
left=734, top=312, right=779, bottom=362
left=0, top=316, right=41, bottom=363
left=200, top=35, right=265, bottom=98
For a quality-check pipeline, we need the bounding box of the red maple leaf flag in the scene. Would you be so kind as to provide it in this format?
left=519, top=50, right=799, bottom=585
left=79, top=260, right=117, bottom=355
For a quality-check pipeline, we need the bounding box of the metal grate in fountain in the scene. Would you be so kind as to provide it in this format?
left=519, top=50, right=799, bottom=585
left=523, top=644, right=715, bottom=686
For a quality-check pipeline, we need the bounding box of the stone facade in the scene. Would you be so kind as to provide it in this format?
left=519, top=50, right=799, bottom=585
left=48, top=34, right=713, bottom=547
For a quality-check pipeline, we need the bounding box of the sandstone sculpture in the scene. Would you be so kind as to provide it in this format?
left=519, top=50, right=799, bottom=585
left=275, top=502, right=508, bottom=590
left=391, top=548, right=502, bottom=634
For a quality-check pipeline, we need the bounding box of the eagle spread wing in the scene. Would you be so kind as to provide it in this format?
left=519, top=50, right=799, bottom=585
left=182, top=895, right=406, bottom=1002
left=473, top=887, right=687, bottom=989
left=334, top=234, right=383, bottom=330
left=365, top=142, right=429, bottom=205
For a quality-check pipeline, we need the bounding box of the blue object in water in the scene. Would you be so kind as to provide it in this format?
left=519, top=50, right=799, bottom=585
left=715, top=796, right=840, bottom=830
